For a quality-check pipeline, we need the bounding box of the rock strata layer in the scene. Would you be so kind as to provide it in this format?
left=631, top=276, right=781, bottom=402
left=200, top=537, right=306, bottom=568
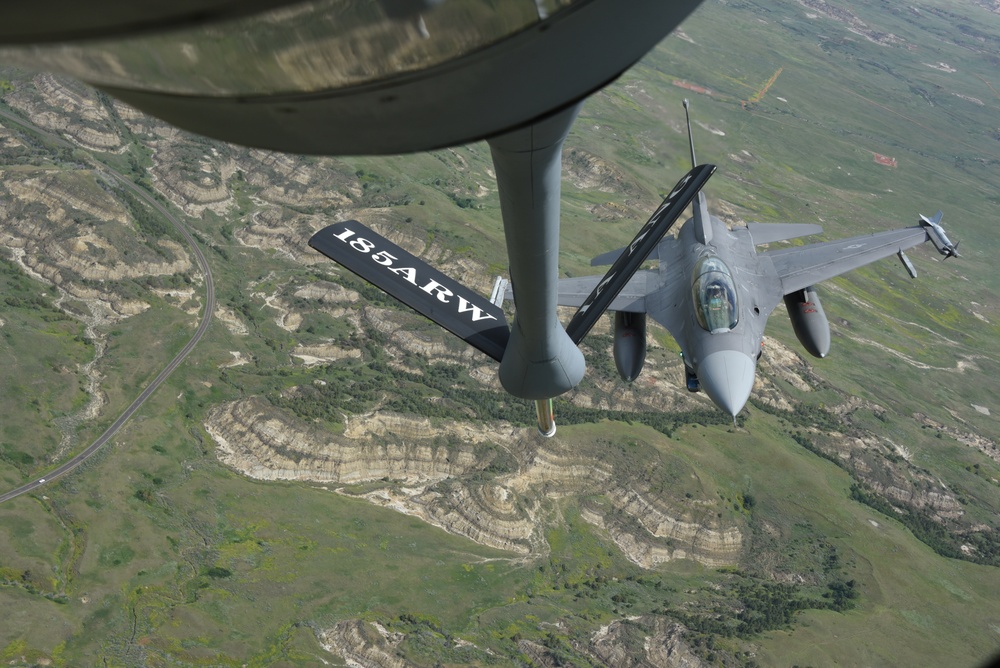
left=317, top=615, right=708, bottom=668
left=206, top=398, right=744, bottom=567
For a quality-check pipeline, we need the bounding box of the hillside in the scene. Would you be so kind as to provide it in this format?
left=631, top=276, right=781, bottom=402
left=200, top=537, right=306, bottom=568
left=1, top=0, right=1000, bottom=666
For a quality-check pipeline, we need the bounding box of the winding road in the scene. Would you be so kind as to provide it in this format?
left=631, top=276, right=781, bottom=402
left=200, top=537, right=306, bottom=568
left=0, top=108, right=215, bottom=504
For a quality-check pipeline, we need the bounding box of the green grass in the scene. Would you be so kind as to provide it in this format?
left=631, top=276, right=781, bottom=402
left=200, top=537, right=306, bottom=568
left=660, top=416, right=1000, bottom=666
left=0, top=259, right=92, bottom=477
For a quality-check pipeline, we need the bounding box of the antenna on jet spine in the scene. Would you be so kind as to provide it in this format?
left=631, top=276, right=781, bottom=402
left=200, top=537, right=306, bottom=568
left=683, top=98, right=697, bottom=168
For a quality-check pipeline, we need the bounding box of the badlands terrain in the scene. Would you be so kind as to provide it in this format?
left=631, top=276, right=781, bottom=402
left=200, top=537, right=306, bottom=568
left=2, top=0, right=1000, bottom=665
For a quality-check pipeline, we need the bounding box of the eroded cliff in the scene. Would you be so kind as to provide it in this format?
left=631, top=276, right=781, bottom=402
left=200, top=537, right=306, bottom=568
left=206, top=397, right=745, bottom=567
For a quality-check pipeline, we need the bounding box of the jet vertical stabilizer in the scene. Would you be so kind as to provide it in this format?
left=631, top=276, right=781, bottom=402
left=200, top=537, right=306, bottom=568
left=683, top=99, right=712, bottom=245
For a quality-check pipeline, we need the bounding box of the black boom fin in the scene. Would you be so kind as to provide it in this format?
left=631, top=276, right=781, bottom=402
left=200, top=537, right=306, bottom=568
left=309, top=221, right=510, bottom=361
left=566, top=163, right=715, bottom=344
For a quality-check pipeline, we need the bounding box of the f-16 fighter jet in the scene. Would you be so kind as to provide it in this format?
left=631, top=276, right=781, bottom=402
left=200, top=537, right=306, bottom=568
left=548, top=100, right=959, bottom=418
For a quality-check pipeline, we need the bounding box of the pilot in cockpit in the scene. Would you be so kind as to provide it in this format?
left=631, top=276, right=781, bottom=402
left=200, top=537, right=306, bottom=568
left=706, top=283, right=726, bottom=311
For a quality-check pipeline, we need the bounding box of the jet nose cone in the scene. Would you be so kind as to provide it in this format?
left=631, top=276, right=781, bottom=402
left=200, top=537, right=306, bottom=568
left=697, top=351, right=756, bottom=417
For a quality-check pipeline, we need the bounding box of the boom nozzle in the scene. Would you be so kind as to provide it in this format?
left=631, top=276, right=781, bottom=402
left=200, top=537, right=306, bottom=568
left=535, top=398, right=556, bottom=437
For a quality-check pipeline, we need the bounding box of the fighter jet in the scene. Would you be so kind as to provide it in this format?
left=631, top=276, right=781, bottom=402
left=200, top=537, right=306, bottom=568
left=5, top=0, right=953, bottom=428
left=547, top=100, right=960, bottom=418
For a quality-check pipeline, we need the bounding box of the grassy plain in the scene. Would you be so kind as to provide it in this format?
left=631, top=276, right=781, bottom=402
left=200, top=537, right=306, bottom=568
left=0, top=260, right=91, bottom=483
left=674, top=419, right=1000, bottom=666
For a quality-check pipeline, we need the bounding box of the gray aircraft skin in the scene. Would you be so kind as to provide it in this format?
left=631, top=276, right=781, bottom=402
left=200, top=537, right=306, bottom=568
left=547, top=102, right=959, bottom=418
left=0, top=1, right=706, bottom=156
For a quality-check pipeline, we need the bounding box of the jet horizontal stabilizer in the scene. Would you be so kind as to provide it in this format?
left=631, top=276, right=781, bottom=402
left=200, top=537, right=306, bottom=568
left=309, top=221, right=510, bottom=362
left=566, top=163, right=716, bottom=344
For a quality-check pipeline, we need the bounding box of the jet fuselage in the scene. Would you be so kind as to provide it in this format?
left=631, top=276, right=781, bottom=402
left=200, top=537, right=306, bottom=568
left=646, top=210, right=776, bottom=416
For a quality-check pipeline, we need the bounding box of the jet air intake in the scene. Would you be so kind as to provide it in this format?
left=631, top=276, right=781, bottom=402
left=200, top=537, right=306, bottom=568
left=784, top=286, right=830, bottom=358
left=613, top=311, right=647, bottom=382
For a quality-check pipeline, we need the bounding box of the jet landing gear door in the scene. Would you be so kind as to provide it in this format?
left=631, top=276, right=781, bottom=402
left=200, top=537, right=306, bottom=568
left=566, top=163, right=716, bottom=344
left=309, top=221, right=510, bottom=362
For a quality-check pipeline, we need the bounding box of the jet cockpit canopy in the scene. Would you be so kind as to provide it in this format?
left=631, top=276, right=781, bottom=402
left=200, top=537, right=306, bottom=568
left=692, top=256, right=739, bottom=333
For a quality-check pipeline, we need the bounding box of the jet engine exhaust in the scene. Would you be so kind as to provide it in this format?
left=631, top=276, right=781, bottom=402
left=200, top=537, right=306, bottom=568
left=535, top=398, right=556, bottom=437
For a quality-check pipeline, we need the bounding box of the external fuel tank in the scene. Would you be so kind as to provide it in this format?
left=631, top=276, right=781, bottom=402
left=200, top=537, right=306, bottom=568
left=613, top=311, right=647, bottom=381
left=783, top=286, right=830, bottom=358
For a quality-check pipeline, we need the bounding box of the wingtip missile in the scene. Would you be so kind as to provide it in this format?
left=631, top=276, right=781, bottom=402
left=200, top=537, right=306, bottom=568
left=919, top=210, right=944, bottom=226
left=918, top=211, right=959, bottom=258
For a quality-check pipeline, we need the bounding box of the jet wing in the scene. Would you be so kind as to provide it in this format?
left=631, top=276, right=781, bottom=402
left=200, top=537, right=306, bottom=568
left=764, top=226, right=930, bottom=295
left=552, top=270, right=655, bottom=313
left=746, top=222, right=823, bottom=245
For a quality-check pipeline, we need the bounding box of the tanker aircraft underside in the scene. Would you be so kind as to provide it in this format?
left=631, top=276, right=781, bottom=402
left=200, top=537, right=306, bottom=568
left=309, top=101, right=958, bottom=432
